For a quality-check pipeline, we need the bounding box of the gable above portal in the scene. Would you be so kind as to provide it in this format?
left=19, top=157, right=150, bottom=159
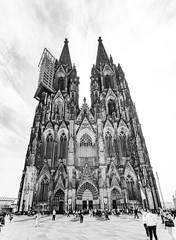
left=76, top=118, right=96, bottom=145
left=76, top=100, right=95, bottom=124
left=105, top=88, right=117, bottom=102
left=103, top=63, right=114, bottom=76
left=124, top=161, right=137, bottom=181
left=53, top=89, right=64, bottom=101
left=56, top=64, right=66, bottom=78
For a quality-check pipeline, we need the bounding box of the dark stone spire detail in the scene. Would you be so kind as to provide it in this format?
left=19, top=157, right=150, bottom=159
left=58, top=38, right=72, bottom=71
left=96, top=37, right=110, bottom=70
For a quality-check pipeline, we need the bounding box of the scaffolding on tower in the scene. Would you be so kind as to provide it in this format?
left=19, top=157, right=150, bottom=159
left=34, top=48, right=56, bottom=100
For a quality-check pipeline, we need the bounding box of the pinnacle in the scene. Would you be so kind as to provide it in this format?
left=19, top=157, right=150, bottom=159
left=58, top=38, right=72, bottom=71
left=64, top=38, right=68, bottom=44
left=96, top=37, right=110, bottom=69
left=98, top=36, right=102, bottom=42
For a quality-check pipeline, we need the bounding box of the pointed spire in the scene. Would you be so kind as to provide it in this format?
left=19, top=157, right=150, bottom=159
left=58, top=38, right=72, bottom=71
left=96, top=37, right=110, bottom=70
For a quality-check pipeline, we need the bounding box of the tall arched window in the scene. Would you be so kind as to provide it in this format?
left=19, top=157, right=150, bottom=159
left=104, top=75, right=111, bottom=89
left=60, top=133, right=67, bottom=159
left=105, top=132, right=113, bottom=157
left=39, top=176, right=49, bottom=202
left=54, top=77, right=59, bottom=91
left=126, top=175, right=136, bottom=200
left=59, top=77, right=64, bottom=91
left=80, top=134, right=92, bottom=147
left=119, top=131, right=127, bottom=157
left=108, top=99, right=116, bottom=117
left=45, top=134, right=53, bottom=159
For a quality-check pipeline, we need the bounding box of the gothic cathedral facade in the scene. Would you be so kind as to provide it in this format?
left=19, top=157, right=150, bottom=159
left=18, top=38, right=161, bottom=213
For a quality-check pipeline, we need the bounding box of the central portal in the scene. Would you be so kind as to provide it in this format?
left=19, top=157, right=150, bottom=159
left=82, top=189, right=93, bottom=210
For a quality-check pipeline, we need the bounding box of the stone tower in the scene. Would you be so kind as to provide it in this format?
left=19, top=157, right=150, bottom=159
left=17, top=38, right=161, bottom=213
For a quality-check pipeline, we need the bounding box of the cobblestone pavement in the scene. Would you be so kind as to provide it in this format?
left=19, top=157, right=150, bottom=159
left=0, top=214, right=175, bottom=240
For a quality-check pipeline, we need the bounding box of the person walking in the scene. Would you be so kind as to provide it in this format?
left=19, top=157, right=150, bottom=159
left=79, top=212, right=83, bottom=223
left=52, top=209, right=56, bottom=221
left=9, top=213, right=13, bottom=222
left=146, top=210, right=158, bottom=240
left=160, top=208, right=164, bottom=224
left=105, top=210, right=110, bottom=220
left=89, top=209, right=93, bottom=217
left=35, top=211, right=41, bottom=227
left=134, top=208, right=139, bottom=219
left=67, top=210, right=70, bottom=217
left=165, top=211, right=175, bottom=240
left=142, top=210, right=149, bottom=238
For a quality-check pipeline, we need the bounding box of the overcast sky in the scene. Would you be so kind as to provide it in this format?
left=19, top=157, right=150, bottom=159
left=0, top=0, right=176, bottom=203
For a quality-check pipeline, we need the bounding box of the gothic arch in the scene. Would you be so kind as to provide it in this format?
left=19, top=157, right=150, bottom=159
left=54, top=182, right=65, bottom=195
left=104, top=130, right=114, bottom=157
left=104, top=74, right=111, bottom=89
left=124, top=162, right=137, bottom=181
left=107, top=162, right=120, bottom=181
left=110, top=186, right=122, bottom=198
left=38, top=175, right=49, bottom=202
left=39, top=164, right=50, bottom=181
left=58, top=132, right=67, bottom=159
left=53, top=188, right=65, bottom=214
left=54, top=67, right=66, bottom=91
left=58, top=127, right=68, bottom=140
left=80, top=133, right=92, bottom=147
left=117, top=119, right=129, bottom=136
left=54, top=97, right=64, bottom=119
left=77, top=128, right=96, bottom=145
left=103, top=120, right=114, bottom=140
left=45, top=133, right=53, bottom=159
left=107, top=99, right=116, bottom=117
left=126, top=175, right=137, bottom=201
left=105, top=131, right=113, bottom=157
left=43, top=128, right=54, bottom=142
left=110, top=187, right=122, bottom=209
left=77, top=181, right=98, bottom=199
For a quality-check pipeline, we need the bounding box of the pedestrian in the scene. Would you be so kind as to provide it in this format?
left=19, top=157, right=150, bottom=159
left=142, top=210, right=149, bottom=238
left=146, top=209, right=158, bottom=240
left=105, top=210, right=110, bottom=220
left=164, top=211, right=175, bottom=240
left=35, top=211, right=41, bottom=227
left=80, top=213, right=83, bottom=223
left=52, top=209, right=56, bottom=221
left=134, top=208, right=139, bottom=219
left=1, top=212, right=6, bottom=225
left=89, top=209, right=93, bottom=217
left=160, top=208, right=164, bottom=224
left=9, top=213, right=13, bottom=222
left=171, top=209, right=176, bottom=220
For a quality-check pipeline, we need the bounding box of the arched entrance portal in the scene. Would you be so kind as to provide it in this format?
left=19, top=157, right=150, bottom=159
left=53, top=189, right=65, bottom=214
left=77, top=181, right=98, bottom=210
left=111, top=188, right=122, bottom=209
left=82, top=189, right=93, bottom=210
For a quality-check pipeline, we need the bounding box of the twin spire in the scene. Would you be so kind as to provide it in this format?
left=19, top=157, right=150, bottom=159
left=58, top=37, right=110, bottom=71
left=96, top=37, right=110, bottom=69
left=58, top=38, right=72, bottom=71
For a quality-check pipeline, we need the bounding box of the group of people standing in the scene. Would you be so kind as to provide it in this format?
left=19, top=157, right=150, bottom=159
left=34, top=207, right=175, bottom=240
left=142, top=209, right=175, bottom=240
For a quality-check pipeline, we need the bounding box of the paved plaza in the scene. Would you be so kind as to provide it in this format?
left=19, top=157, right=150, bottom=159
left=0, top=213, right=175, bottom=240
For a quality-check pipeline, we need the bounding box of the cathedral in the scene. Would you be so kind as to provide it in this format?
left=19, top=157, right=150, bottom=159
left=17, top=38, right=161, bottom=213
